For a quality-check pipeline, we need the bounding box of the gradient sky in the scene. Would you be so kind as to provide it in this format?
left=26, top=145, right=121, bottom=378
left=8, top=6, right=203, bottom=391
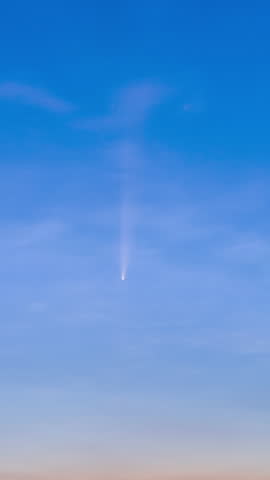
left=1, top=2, right=270, bottom=479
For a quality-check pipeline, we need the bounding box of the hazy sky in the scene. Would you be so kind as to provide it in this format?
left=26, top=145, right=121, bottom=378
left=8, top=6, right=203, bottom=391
left=1, top=2, right=270, bottom=479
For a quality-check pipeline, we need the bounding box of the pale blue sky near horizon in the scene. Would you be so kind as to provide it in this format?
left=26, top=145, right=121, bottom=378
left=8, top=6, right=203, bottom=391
left=1, top=2, right=270, bottom=478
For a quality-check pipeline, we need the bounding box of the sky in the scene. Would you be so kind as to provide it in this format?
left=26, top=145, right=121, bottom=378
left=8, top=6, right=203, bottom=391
left=1, top=1, right=270, bottom=479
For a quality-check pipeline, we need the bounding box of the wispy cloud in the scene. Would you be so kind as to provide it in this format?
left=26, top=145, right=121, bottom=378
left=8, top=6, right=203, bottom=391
left=76, top=82, right=169, bottom=132
left=0, top=82, right=74, bottom=113
left=222, top=236, right=270, bottom=263
left=182, top=99, right=204, bottom=113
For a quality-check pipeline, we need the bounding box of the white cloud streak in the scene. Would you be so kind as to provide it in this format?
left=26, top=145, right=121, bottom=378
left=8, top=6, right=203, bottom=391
left=0, top=82, right=74, bottom=113
left=75, top=82, right=169, bottom=132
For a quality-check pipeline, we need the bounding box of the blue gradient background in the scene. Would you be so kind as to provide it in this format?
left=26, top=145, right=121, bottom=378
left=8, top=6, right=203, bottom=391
left=1, top=2, right=270, bottom=479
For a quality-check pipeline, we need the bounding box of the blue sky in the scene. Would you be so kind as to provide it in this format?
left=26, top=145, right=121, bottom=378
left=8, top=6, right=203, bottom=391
left=1, top=2, right=270, bottom=480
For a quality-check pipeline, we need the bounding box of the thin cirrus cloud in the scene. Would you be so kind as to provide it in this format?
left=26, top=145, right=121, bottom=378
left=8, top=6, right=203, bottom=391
left=182, top=98, right=204, bottom=113
left=0, top=82, right=74, bottom=113
left=75, top=82, right=169, bottom=132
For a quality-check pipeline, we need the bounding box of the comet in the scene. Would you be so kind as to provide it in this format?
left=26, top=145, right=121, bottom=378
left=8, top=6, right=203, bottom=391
left=120, top=200, right=129, bottom=281
left=119, top=143, right=135, bottom=281
left=120, top=178, right=130, bottom=281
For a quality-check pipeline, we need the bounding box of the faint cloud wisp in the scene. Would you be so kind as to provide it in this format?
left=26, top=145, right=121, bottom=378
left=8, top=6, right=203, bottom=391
left=75, top=81, right=169, bottom=133
left=0, top=82, right=74, bottom=113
